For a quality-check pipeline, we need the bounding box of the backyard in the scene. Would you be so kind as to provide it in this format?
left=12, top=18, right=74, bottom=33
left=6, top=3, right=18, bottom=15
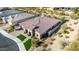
left=34, top=16, right=79, bottom=51
left=64, top=38, right=79, bottom=51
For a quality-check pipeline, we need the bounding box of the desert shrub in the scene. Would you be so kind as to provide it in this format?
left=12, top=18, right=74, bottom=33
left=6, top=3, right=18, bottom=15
left=62, top=24, right=70, bottom=34
left=70, top=28, right=74, bottom=31
left=64, top=41, right=79, bottom=51
left=65, top=36, right=69, bottom=38
left=64, top=37, right=79, bottom=51
left=59, top=34, right=63, bottom=37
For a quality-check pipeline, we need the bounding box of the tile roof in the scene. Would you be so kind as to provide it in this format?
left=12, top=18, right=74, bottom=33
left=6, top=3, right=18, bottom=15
left=19, top=16, right=61, bottom=34
left=0, top=7, right=11, bottom=11
left=12, top=13, right=35, bottom=24
left=0, top=10, right=22, bottom=18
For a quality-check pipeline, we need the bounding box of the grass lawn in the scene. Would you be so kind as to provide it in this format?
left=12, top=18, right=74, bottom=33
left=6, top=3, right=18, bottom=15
left=24, top=39, right=32, bottom=50
left=17, top=34, right=26, bottom=41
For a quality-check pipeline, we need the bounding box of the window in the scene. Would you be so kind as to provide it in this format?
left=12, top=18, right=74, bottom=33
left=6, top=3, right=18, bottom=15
left=52, top=25, right=55, bottom=29
left=26, top=29, right=28, bottom=33
left=36, top=34, right=39, bottom=37
left=42, top=33, right=48, bottom=38
left=16, top=23, right=19, bottom=26
left=28, top=32, right=31, bottom=36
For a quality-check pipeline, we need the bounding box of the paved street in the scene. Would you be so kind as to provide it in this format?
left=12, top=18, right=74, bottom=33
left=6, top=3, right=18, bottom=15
left=0, top=29, right=26, bottom=51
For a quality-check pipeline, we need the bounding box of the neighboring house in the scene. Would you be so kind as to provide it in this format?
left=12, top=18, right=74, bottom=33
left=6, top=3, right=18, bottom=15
left=0, top=7, right=11, bottom=11
left=11, top=13, right=36, bottom=25
left=65, top=10, right=74, bottom=16
left=54, top=7, right=75, bottom=11
left=19, top=16, right=62, bottom=40
left=0, top=10, right=22, bottom=25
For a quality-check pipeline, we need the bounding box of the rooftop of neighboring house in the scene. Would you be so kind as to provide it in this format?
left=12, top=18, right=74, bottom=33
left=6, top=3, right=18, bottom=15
left=0, top=10, right=22, bottom=18
left=19, top=16, right=62, bottom=35
left=0, top=7, right=12, bottom=11
left=53, top=7, right=75, bottom=11
left=12, top=13, right=36, bottom=24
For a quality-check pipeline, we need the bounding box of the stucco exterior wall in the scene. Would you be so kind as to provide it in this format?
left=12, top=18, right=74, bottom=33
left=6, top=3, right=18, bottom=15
left=35, top=31, right=41, bottom=39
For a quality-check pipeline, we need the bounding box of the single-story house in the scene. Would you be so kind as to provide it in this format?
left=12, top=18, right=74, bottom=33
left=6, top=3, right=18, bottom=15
left=19, top=16, right=62, bottom=40
left=11, top=13, right=36, bottom=25
left=0, top=10, right=22, bottom=25
left=0, top=7, right=11, bottom=11
left=54, top=7, right=75, bottom=11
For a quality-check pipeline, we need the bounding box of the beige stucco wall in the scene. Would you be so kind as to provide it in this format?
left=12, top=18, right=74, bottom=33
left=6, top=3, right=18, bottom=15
left=35, top=31, right=41, bottom=39
left=21, top=25, right=41, bottom=39
left=28, top=29, right=33, bottom=37
left=2, top=17, right=6, bottom=23
left=21, top=26, right=33, bottom=37
left=2, top=15, right=13, bottom=25
left=7, top=16, right=13, bottom=25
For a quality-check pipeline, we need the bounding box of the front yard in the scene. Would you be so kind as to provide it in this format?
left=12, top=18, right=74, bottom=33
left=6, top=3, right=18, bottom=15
left=16, top=34, right=32, bottom=50
left=17, top=34, right=26, bottom=41
left=17, top=34, right=32, bottom=50
left=24, top=39, right=32, bottom=50
left=9, top=28, right=33, bottom=51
